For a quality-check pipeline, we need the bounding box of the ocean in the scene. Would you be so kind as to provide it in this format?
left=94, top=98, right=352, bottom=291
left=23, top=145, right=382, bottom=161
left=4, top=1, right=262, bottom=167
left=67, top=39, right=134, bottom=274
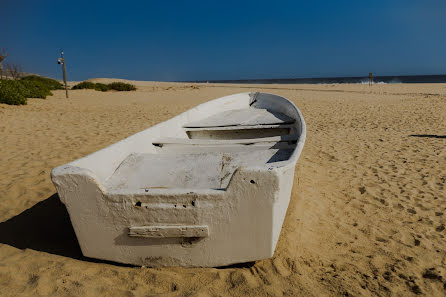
left=195, top=74, right=446, bottom=84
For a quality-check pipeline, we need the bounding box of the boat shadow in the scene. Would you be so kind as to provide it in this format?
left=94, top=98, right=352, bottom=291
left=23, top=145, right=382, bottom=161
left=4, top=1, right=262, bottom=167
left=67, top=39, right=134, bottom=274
left=0, top=193, right=133, bottom=266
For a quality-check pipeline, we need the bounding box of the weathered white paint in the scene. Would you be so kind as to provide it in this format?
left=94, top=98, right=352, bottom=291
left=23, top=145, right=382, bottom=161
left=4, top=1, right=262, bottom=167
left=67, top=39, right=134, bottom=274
left=51, top=92, right=306, bottom=267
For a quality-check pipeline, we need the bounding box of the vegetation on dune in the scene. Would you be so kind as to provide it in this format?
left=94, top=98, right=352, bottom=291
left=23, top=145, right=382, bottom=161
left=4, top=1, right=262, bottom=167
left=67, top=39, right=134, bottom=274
left=0, top=80, right=28, bottom=105
left=0, top=49, right=62, bottom=105
left=71, top=81, right=96, bottom=90
left=0, top=75, right=61, bottom=105
left=71, top=81, right=111, bottom=92
left=71, top=81, right=136, bottom=92
left=0, top=77, right=137, bottom=105
left=20, top=80, right=53, bottom=99
left=93, top=83, right=111, bottom=92
left=20, top=75, right=64, bottom=90
left=108, top=82, right=136, bottom=91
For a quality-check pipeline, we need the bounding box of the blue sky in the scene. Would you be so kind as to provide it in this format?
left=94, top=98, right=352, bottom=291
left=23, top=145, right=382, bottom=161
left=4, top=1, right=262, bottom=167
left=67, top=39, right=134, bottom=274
left=2, top=0, right=445, bottom=81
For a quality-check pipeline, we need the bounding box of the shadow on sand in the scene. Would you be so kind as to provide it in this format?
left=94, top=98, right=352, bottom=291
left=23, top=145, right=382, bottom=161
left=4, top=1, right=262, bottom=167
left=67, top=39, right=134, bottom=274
left=409, top=134, right=446, bottom=139
left=0, top=194, right=132, bottom=266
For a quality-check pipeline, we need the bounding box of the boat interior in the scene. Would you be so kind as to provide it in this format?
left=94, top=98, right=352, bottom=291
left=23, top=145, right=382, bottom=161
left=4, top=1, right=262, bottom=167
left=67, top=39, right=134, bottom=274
left=106, top=98, right=300, bottom=192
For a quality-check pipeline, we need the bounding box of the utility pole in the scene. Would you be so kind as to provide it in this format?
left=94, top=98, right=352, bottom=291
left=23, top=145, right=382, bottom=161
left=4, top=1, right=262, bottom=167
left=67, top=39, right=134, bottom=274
left=57, top=49, right=69, bottom=98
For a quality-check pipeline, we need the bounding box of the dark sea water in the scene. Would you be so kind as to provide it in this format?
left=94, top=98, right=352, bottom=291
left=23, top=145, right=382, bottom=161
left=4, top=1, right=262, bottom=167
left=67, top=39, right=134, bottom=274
left=195, top=74, right=446, bottom=84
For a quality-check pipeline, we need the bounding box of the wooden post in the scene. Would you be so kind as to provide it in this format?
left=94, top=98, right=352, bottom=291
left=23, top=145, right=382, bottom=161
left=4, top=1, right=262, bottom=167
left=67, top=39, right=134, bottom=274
left=369, top=72, right=373, bottom=86
left=62, top=58, right=68, bottom=98
left=59, top=49, right=69, bottom=98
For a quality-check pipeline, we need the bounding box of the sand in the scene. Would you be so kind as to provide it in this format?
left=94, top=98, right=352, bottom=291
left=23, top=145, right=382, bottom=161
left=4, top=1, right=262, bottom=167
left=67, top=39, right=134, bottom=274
left=0, top=81, right=445, bottom=296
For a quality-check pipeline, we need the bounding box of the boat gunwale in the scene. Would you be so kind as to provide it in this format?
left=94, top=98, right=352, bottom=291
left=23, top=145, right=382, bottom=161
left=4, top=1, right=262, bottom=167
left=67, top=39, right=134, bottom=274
left=52, top=92, right=306, bottom=188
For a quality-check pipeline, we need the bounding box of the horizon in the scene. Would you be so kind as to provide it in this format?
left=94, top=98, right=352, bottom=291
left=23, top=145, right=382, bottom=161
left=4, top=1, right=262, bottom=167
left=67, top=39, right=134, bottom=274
left=15, top=72, right=446, bottom=83
left=2, top=0, right=446, bottom=82
left=184, top=73, right=446, bottom=83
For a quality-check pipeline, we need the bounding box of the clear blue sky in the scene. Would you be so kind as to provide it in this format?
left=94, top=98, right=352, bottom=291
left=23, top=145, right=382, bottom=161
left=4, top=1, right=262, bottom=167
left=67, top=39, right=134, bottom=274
left=2, top=0, right=445, bottom=81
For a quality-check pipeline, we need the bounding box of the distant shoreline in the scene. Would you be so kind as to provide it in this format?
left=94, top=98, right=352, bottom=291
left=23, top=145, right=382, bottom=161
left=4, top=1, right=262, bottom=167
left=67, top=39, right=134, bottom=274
left=188, top=74, right=446, bottom=84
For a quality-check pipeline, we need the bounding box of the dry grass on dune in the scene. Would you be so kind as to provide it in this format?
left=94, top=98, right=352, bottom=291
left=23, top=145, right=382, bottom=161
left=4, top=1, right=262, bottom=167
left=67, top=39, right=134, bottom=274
left=0, top=83, right=445, bottom=296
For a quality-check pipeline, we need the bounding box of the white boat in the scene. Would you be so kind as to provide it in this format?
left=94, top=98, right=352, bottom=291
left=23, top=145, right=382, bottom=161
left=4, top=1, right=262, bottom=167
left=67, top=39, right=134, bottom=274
left=51, top=92, right=306, bottom=267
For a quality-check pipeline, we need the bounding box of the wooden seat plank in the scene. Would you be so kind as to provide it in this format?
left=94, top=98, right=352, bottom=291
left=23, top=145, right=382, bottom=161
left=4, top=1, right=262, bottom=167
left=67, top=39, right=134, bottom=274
left=183, top=108, right=295, bottom=128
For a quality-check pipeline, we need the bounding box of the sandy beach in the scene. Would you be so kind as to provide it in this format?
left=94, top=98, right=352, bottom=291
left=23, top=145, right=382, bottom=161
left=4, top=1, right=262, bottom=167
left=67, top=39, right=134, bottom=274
left=0, top=81, right=445, bottom=296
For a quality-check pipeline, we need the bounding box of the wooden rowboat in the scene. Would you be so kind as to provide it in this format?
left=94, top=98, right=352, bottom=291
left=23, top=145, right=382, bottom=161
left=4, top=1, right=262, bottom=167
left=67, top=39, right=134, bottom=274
left=51, top=92, right=306, bottom=267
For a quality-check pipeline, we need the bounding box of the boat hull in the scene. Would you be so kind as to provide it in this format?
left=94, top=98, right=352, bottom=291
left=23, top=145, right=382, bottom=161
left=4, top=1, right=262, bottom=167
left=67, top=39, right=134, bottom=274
left=51, top=92, right=306, bottom=267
